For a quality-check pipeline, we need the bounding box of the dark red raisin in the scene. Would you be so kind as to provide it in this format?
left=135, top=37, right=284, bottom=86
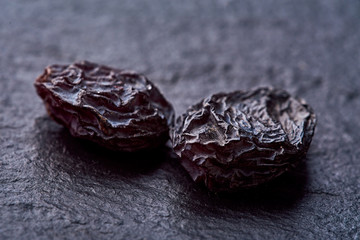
left=35, top=61, right=174, bottom=152
left=171, top=87, right=316, bottom=192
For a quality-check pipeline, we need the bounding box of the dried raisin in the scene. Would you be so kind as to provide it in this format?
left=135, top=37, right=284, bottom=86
left=171, top=87, right=316, bottom=192
left=35, top=61, right=174, bottom=152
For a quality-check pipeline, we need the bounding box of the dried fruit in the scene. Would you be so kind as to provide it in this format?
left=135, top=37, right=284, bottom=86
left=35, top=61, right=174, bottom=152
left=171, top=87, right=316, bottom=192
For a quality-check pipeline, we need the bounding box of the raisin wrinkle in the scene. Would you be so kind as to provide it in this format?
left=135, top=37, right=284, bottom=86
left=35, top=61, right=174, bottom=152
left=171, top=87, right=316, bottom=192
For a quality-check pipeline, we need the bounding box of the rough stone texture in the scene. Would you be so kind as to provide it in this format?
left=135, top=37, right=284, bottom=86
left=1, top=0, right=359, bottom=239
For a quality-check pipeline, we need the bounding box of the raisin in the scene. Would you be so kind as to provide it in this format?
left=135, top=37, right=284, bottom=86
left=171, top=87, right=316, bottom=192
left=34, top=61, right=174, bottom=152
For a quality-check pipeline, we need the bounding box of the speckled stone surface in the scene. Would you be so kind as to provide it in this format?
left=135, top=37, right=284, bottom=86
left=1, top=0, right=359, bottom=239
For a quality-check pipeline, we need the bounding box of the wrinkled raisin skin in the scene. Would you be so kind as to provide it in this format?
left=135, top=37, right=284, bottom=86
left=35, top=61, right=174, bottom=152
left=171, top=87, right=316, bottom=192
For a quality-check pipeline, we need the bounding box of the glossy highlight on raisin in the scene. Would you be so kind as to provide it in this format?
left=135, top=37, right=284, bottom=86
left=34, top=61, right=174, bottom=152
left=171, top=87, right=316, bottom=192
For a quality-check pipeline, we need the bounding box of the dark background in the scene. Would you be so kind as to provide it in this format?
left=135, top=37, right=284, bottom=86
left=1, top=0, right=360, bottom=239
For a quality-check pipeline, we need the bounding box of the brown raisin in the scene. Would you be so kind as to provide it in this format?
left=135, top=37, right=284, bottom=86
left=34, top=61, right=174, bottom=152
left=171, top=87, right=316, bottom=192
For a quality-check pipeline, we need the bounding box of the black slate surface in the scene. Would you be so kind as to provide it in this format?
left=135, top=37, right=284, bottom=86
left=1, top=0, right=360, bottom=239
